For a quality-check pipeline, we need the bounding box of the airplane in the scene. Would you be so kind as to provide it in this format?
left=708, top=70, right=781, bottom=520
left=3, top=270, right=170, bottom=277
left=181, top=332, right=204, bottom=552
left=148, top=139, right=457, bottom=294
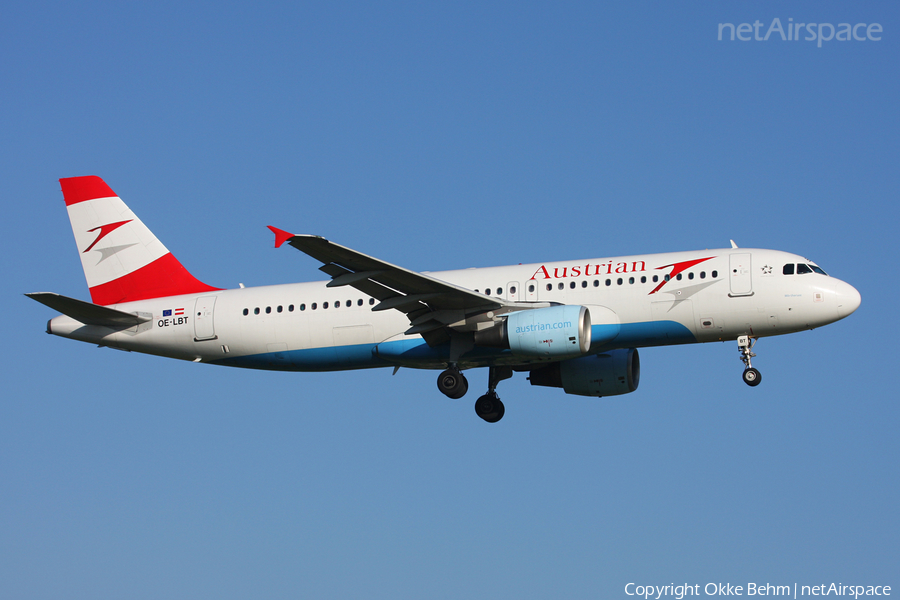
left=28, top=176, right=861, bottom=422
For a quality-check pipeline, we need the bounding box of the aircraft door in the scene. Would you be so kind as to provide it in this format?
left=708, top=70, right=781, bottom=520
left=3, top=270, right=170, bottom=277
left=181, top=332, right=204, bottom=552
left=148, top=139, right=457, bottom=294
left=507, top=281, right=520, bottom=302
left=193, top=296, right=218, bottom=341
left=729, top=253, right=753, bottom=296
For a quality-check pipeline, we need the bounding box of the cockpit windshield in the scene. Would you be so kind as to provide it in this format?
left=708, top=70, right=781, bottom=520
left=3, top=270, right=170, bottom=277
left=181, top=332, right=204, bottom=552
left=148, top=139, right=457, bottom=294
left=783, top=263, right=828, bottom=276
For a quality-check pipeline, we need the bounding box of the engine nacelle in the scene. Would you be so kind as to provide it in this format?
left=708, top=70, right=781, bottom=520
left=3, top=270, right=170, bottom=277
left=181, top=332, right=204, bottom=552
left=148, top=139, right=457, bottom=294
left=475, top=305, right=591, bottom=358
left=528, top=348, right=640, bottom=397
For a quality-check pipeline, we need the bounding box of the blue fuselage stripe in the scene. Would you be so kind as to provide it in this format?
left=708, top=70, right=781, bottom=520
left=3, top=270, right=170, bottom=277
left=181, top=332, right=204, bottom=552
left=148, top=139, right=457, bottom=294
left=210, top=320, right=696, bottom=371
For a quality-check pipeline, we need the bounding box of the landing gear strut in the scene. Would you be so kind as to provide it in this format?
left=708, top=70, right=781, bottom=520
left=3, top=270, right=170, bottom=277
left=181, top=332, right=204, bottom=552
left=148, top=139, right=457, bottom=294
left=738, top=335, right=762, bottom=387
left=437, top=365, right=468, bottom=399
left=474, top=366, right=512, bottom=423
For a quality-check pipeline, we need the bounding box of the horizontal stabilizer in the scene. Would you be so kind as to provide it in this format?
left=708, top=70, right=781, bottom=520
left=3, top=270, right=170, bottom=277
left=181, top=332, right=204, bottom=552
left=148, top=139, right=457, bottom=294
left=26, top=292, right=151, bottom=328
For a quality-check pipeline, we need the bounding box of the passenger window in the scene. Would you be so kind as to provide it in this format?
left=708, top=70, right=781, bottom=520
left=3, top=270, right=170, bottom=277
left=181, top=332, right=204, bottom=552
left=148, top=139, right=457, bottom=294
left=254, top=307, right=260, bottom=315
left=312, top=303, right=317, bottom=310
left=581, top=281, right=587, bottom=288
left=266, top=306, right=271, bottom=314
left=569, top=281, right=576, bottom=289
left=509, top=286, right=516, bottom=294
left=653, top=275, right=659, bottom=283
left=606, top=279, right=611, bottom=286
left=323, top=302, right=329, bottom=309
left=688, top=272, right=694, bottom=280
left=700, top=272, right=706, bottom=279
left=797, top=264, right=813, bottom=275
left=369, top=298, right=375, bottom=305
left=300, top=304, right=306, bottom=311
left=558, top=283, right=564, bottom=290
left=358, top=299, right=363, bottom=306
left=593, top=280, right=599, bottom=287
left=676, top=274, right=682, bottom=281
left=712, top=270, right=718, bottom=278
left=243, top=308, right=248, bottom=316
left=617, top=278, right=623, bottom=285
left=783, top=264, right=795, bottom=275
left=641, top=276, right=647, bottom=283
left=546, top=284, right=552, bottom=292
left=289, top=305, right=294, bottom=312
left=335, top=301, right=340, bottom=308
left=628, top=277, right=635, bottom=284
left=528, top=284, right=535, bottom=293
left=277, top=305, right=283, bottom=313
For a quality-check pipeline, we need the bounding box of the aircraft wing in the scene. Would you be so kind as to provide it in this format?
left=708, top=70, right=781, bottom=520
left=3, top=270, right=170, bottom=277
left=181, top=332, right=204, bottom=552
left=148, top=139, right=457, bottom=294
left=269, top=227, right=508, bottom=339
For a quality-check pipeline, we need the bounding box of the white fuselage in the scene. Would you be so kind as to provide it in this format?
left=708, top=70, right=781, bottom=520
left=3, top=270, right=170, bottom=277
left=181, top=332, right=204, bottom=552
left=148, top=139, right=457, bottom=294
left=47, top=247, right=860, bottom=373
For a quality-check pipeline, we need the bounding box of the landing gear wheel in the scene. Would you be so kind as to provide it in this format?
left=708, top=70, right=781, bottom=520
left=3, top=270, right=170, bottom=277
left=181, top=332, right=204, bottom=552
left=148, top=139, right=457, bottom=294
left=737, top=336, right=761, bottom=388
left=437, top=368, right=468, bottom=399
left=474, top=392, right=505, bottom=423
left=742, top=367, right=762, bottom=387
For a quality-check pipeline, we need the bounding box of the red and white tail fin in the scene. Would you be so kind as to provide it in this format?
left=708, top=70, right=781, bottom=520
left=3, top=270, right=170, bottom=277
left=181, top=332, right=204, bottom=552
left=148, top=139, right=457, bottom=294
left=61, top=176, right=220, bottom=306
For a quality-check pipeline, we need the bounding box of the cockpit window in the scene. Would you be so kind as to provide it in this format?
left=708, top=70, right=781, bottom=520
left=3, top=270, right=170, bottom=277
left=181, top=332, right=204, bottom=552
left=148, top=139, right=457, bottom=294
left=785, top=263, right=828, bottom=276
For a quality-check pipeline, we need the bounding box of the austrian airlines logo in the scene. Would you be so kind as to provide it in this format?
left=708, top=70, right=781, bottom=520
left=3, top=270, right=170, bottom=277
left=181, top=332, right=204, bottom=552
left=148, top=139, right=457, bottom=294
left=649, top=256, right=716, bottom=294
left=82, top=220, right=132, bottom=253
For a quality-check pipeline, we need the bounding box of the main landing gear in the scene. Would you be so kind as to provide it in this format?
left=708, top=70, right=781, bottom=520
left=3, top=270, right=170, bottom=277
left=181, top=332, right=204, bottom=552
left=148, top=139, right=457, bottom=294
left=437, top=366, right=468, bottom=399
left=738, top=335, right=762, bottom=387
left=436, top=365, right=511, bottom=423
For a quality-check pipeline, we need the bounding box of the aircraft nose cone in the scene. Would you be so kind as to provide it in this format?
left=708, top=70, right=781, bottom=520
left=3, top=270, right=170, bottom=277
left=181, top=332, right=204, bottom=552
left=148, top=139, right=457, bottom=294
left=835, top=280, right=861, bottom=318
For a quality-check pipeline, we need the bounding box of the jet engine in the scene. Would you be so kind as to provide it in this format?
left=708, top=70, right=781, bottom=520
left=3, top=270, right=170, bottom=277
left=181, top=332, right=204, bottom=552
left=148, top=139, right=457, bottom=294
left=528, top=348, right=640, bottom=397
left=474, top=305, right=591, bottom=358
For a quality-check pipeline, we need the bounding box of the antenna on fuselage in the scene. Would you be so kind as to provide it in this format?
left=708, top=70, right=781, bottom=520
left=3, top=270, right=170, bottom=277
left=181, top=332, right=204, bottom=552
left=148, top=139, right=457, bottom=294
left=730, top=240, right=739, bottom=248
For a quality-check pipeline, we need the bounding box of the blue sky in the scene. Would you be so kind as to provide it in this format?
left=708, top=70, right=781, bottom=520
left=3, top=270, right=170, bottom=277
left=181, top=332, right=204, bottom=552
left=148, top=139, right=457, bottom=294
left=2, top=2, right=897, bottom=598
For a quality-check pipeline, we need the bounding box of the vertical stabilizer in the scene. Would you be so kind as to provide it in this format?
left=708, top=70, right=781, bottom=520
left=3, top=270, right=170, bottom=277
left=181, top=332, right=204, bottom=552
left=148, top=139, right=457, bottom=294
left=60, top=176, right=220, bottom=305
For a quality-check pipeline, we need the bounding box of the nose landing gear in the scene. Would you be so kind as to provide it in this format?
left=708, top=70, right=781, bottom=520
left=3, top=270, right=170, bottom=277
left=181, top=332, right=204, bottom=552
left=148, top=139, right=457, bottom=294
left=738, top=335, right=762, bottom=387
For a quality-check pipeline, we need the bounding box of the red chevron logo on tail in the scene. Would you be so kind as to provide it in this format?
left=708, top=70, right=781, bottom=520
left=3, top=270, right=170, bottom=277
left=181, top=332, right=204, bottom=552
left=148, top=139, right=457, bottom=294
left=83, top=220, right=132, bottom=253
